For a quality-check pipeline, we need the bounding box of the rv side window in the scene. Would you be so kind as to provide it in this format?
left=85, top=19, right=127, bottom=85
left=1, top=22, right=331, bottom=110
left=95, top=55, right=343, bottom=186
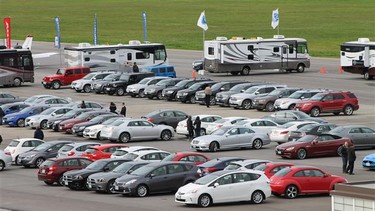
left=370, top=46, right=375, bottom=50
left=127, top=53, right=132, bottom=61
left=136, top=52, right=150, bottom=59
left=297, top=43, right=308, bottom=53
left=110, top=50, right=115, bottom=54
left=110, top=59, right=116, bottom=63
left=340, top=46, right=364, bottom=52
left=289, top=45, right=294, bottom=54
left=208, top=47, right=214, bottom=55
left=248, top=55, right=254, bottom=60
left=248, top=45, right=254, bottom=51
left=84, top=57, right=90, bottom=61
left=273, top=47, right=279, bottom=53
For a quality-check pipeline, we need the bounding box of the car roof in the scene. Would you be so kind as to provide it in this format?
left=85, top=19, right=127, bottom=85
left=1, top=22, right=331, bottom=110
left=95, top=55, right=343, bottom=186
left=12, top=138, right=44, bottom=142
left=193, top=114, right=222, bottom=119
left=43, top=140, right=74, bottom=144
left=230, top=159, right=271, bottom=165
left=144, top=161, right=188, bottom=167
left=129, top=150, right=169, bottom=155
left=65, top=142, right=100, bottom=147
left=89, top=144, right=127, bottom=149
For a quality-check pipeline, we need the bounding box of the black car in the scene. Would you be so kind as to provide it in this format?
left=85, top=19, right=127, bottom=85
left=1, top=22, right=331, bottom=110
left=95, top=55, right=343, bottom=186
left=142, top=109, right=188, bottom=129
left=72, top=114, right=119, bottom=136
left=17, top=140, right=74, bottom=167
left=195, top=81, right=246, bottom=105
left=262, top=110, right=327, bottom=125
left=62, top=158, right=129, bottom=190
left=162, top=78, right=212, bottom=101
left=215, top=82, right=267, bottom=107
left=113, top=161, right=199, bottom=197
left=192, top=59, right=204, bottom=71
left=197, top=157, right=244, bottom=176
left=288, top=123, right=337, bottom=142
left=104, top=72, right=154, bottom=96
left=47, top=109, right=92, bottom=131
left=144, top=78, right=186, bottom=100
left=92, top=72, right=121, bottom=94
left=253, top=87, right=302, bottom=112
left=176, top=81, right=217, bottom=103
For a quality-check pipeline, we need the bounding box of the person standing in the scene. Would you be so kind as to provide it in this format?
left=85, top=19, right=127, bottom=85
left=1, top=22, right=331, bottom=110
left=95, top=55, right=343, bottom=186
left=346, top=142, right=356, bottom=175
left=0, top=106, right=4, bottom=125
left=81, top=100, right=87, bottom=109
left=340, top=142, right=348, bottom=173
left=34, top=126, right=44, bottom=140
left=0, top=134, right=3, bottom=145
left=186, top=116, right=194, bottom=141
left=120, top=102, right=127, bottom=117
left=109, top=102, right=117, bottom=114
left=204, top=85, right=212, bottom=108
left=194, top=116, right=201, bottom=138
left=133, top=62, right=139, bottom=73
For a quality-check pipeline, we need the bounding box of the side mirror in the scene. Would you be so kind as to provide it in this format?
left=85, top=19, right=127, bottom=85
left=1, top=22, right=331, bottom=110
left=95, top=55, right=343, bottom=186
left=149, top=173, right=155, bottom=178
left=279, top=95, right=283, bottom=98
left=220, top=87, right=225, bottom=91
left=240, top=89, right=245, bottom=93
left=51, top=113, right=56, bottom=116
left=312, top=140, right=318, bottom=144
left=255, top=91, right=259, bottom=95
left=323, top=174, right=328, bottom=178
left=300, top=96, right=305, bottom=99
left=47, top=148, right=52, bottom=152
left=103, top=167, right=110, bottom=172
left=321, top=99, right=326, bottom=102
left=214, top=182, right=219, bottom=188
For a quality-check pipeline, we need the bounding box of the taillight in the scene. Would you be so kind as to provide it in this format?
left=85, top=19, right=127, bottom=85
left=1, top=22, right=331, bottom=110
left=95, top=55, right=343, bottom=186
left=4, top=151, right=11, bottom=156
left=280, top=131, right=288, bottom=135
left=147, top=117, right=154, bottom=122
left=203, top=167, right=217, bottom=173
left=48, top=166, right=57, bottom=174
left=68, top=151, right=75, bottom=156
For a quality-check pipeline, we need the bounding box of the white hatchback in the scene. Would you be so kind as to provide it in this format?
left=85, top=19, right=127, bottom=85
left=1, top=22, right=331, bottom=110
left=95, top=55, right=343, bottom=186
left=0, top=150, right=12, bottom=171
left=269, top=121, right=317, bottom=144
left=4, top=138, right=45, bottom=164
left=176, top=114, right=222, bottom=136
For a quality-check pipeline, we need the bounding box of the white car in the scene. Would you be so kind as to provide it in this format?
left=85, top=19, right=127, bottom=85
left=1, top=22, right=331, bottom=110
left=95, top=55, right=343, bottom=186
left=71, top=72, right=113, bottom=93
left=224, top=159, right=271, bottom=170
left=57, top=142, right=100, bottom=158
left=23, top=95, right=56, bottom=104
left=70, top=101, right=104, bottom=110
left=25, top=107, right=73, bottom=129
left=269, top=121, right=318, bottom=144
left=111, top=146, right=160, bottom=159
left=27, top=96, right=72, bottom=107
left=175, top=169, right=271, bottom=207
left=121, top=150, right=171, bottom=162
left=176, top=114, right=222, bottom=136
left=126, top=76, right=169, bottom=97
left=83, top=117, right=125, bottom=139
left=4, top=138, right=45, bottom=164
left=234, top=119, right=279, bottom=135
left=274, top=89, right=325, bottom=110
left=205, top=117, right=247, bottom=134
left=0, top=150, right=13, bottom=171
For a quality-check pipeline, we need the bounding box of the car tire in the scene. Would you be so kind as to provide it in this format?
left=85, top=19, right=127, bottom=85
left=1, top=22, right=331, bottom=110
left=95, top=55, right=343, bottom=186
left=252, top=139, right=263, bottom=150
left=285, top=185, right=298, bottom=199
left=44, top=181, right=54, bottom=186
left=13, top=78, right=22, bottom=87
left=343, top=105, right=353, bottom=115
left=83, top=84, right=91, bottom=93
left=241, top=66, right=250, bottom=75
left=209, top=142, right=219, bottom=152
left=310, top=107, right=320, bottom=117
left=96, top=131, right=101, bottom=140
left=17, top=118, right=25, bottom=127
left=139, top=89, right=145, bottom=98
left=364, top=71, right=373, bottom=80
left=136, top=184, right=148, bottom=197
left=52, top=81, right=61, bottom=89
left=157, top=91, right=163, bottom=100
left=288, top=104, right=296, bottom=110
left=251, top=190, right=264, bottom=204
left=40, top=120, right=48, bottom=130
left=189, top=95, right=196, bottom=104
left=161, top=130, right=172, bottom=141
left=297, top=148, right=307, bottom=159
left=198, top=194, right=212, bottom=207
left=15, top=155, right=19, bottom=165
left=119, top=132, right=131, bottom=143
left=209, top=96, right=216, bottom=105
left=35, top=157, right=45, bottom=167
left=58, top=176, right=65, bottom=186
left=116, top=88, right=125, bottom=96
left=242, top=99, right=252, bottom=110
left=106, top=179, right=116, bottom=194
left=296, top=64, right=305, bottom=73
left=0, top=160, right=5, bottom=171
left=199, top=128, right=206, bottom=136
left=265, top=102, right=275, bottom=112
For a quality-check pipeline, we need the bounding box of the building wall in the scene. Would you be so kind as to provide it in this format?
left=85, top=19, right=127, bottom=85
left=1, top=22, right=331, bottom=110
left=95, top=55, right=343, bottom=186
left=332, top=195, right=375, bottom=211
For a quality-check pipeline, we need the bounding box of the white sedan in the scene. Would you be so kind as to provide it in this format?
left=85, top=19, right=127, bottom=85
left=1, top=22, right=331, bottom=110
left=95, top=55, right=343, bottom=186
left=269, top=121, right=317, bottom=144
left=175, top=169, right=271, bottom=207
left=205, top=117, right=248, bottom=134
left=25, top=107, right=73, bottom=129
left=83, top=117, right=125, bottom=139
left=0, top=150, right=12, bottom=171
left=176, top=114, right=222, bottom=136
left=111, top=146, right=160, bottom=159
left=4, top=138, right=45, bottom=164
left=27, top=96, right=72, bottom=107
left=234, top=118, right=279, bottom=135
left=121, top=150, right=171, bottom=162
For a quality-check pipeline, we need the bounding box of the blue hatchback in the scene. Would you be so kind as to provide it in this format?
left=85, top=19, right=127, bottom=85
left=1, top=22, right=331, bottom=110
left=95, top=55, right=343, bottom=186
left=362, top=153, right=375, bottom=170
left=0, top=102, right=30, bottom=115
left=3, top=105, right=49, bottom=127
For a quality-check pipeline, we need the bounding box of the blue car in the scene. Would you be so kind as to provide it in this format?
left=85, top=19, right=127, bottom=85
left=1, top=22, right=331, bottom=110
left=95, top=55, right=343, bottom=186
left=362, top=153, right=375, bottom=170
left=0, top=102, right=30, bottom=115
left=3, top=105, right=49, bottom=127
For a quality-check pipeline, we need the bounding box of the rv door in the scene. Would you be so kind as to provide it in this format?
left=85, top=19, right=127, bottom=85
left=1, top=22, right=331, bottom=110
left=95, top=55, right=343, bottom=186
left=281, top=45, right=289, bottom=69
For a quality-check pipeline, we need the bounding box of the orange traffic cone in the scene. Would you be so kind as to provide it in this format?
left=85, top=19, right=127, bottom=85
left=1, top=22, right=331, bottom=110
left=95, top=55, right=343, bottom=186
left=192, top=70, right=197, bottom=79
left=339, top=67, right=343, bottom=74
left=320, top=68, right=327, bottom=73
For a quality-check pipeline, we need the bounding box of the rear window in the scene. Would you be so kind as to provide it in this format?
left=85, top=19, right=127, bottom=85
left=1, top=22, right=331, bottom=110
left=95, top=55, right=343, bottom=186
left=225, top=163, right=241, bottom=170
left=8, top=140, right=20, bottom=147
left=162, top=154, right=177, bottom=161
left=253, top=164, right=268, bottom=171
left=41, top=160, right=55, bottom=167
left=347, top=93, right=357, bottom=98
left=112, top=150, right=128, bottom=156
left=59, top=145, right=74, bottom=152
left=274, top=168, right=292, bottom=177
left=85, top=148, right=98, bottom=154
left=123, top=153, right=139, bottom=160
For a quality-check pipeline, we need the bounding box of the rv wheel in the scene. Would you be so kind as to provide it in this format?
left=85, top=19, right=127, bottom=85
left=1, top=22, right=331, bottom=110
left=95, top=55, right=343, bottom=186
left=241, top=67, right=250, bottom=75
left=364, top=72, right=373, bottom=80
left=296, top=64, right=305, bottom=73
left=13, top=78, right=22, bottom=87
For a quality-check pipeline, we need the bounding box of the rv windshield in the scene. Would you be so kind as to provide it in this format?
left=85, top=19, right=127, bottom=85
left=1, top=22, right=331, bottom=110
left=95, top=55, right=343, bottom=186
left=56, top=69, right=64, bottom=75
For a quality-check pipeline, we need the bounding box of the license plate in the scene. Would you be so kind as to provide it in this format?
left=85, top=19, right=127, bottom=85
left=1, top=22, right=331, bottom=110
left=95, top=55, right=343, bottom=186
left=65, top=181, right=68, bottom=186
left=114, top=185, right=119, bottom=190
left=41, top=169, right=46, bottom=173
left=366, top=162, right=371, bottom=166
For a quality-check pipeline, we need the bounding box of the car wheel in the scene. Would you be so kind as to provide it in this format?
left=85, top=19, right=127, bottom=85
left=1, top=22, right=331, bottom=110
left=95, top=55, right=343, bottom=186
left=119, top=132, right=131, bottom=143
left=0, top=160, right=5, bottom=171
left=96, top=131, right=101, bottom=140
left=252, top=139, right=263, bottom=150
left=116, top=88, right=125, bottom=96
left=40, top=120, right=48, bottom=130
left=199, top=128, right=206, bottom=136
left=198, top=194, right=212, bottom=207
left=310, top=107, right=320, bottom=117
left=364, top=72, right=373, bottom=80
left=139, top=89, right=145, bottom=98
left=15, top=155, right=19, bottom=165
left=58, top=176, right=65, bottom=186
left=296, top=64, right=305, bottom=73
left=297, top=148, right=307, bottom=159
left=17, top=118, right=25, bottom=127
left=52, top=81, right=61, bottom=89
left=265, top=102, right=275, bottom=112
left=288, top=104, right=296, bottom=110
left=209, top=96, right=216, bottom=105
left=241, top=66, right=250, bottom=75
left=83, top=84, right=91, bottom=93
left=189, top=95, right=196, bottom=104
left=156, top=91, right=163, bottom=100
left=333, top=112, right=340, bottom=116
left=242, top=99, right=252, bottom=110
left=285, top=185, right=298, bottom=199
left=161, top=130, right=172, bottom=141
left=44, top=181, right=54, bottom=186
left=13, top=78, right=22, bottom=87
left=343, top=105, right=353, bottom=115
left=136, top=184, right=148, bottom=197
left=106, top=179, right=116, bottom=194
left=209, top=142, right=219, bottom=152
left=251, top=190, right=264, bottom=204
left=35, top=157, right=45, bottom=167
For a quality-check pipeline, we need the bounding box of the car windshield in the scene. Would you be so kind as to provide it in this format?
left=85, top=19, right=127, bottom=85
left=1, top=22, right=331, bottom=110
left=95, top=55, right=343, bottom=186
left=329, top=127, right=347, bottom=134
left=82, top=73, right=95, bottom=80
left=8, top=140, right=20, bottom=147
left=161, top=154, right=177, bottom=161
left=112, top=149, right=128, bottom=156
left=59, top=145, right=74, bottom=152
left=194, top=174, right=219, bottom=185
left=188, top=83, right=203, bottom=90
left=309, top=93, right=325, bottom=101
left=62, top=110, right=81, bottom=118
left=280, top=122, right=296, bottom=128
left=112, top=163, right=135, bottom=173
left=24, top=96, right=48, bottom=103
left=174, top=80, right=189, bottom=88
left=234, top=120, right=248, bottom=126
left=211, top=82, right=225, bottom=90
left=86, top=160, right=107, bottom=170
left=89, top=115, right=106, bottom=123
left=296, top=135, right=315, bottom=142
left=155, top=79, right=170, bottom=86
left=75, top=112, right=93, bottom=119
left=211, top=127, right=231, bottom=135
left=268, top=89, right=284, bottom=96
left=110, top=119, right=126, bottom=126
left=103, top=74, right=118, bottom=81
left=102, top=117, right=120, bottom=125
left=123, top=153, right=138, bottom=160
left=41, top=160, right=55, bottom=167
left=33, top=143, right=52, bottom=151
left=288, top=92, right=304, bottom=99
left=130, top=165, right=154, bottom=176
left=224, top=163, right=241, bottom=170
left=229, top=84, right=251, bottom=92
left=39, top=108, right=57, bottom=115
left=139, top=78, right=151, bottom=85
left=19, top=107, right=35, bottom=113
left=253, top=164, right=268, bottom=171
left=298, top=124, right=317, bottom=132
left=56, top=69, right=64, bottom=75
left=244, top=87, right=258, bottom=94
left=274, top=168, right=291, bottom=177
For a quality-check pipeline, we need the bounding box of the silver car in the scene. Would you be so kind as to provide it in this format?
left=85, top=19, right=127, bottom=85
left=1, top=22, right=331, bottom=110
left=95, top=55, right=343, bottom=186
left=25, top=107, right=73, bottom=129
left=100, top=118, right=175, bottom=143
left=126, top=76, right=169, bottom=97
left=0, top=150, right=13, bottom=171
left=71, top=72, right=113, bottom=93
left=191, top=126, right=271, bottom=152
left=57, top=142, right=101, bottom=158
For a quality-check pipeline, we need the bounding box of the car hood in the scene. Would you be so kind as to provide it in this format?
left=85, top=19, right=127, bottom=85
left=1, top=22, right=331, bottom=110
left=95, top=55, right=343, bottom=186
left=177, top=182, right=203, bottom=193
left=164, top=86, right=182, bottom=92
left=128, top=84, right=146, bottom=89
left=73, top=79, right=90, bottom=84
left=64, top=168, right=100, bottom=177
left=192, top=135, right=223, bottom=143
left=116, top=174, right=140, bottom=183
left=146, top=85, right=165, bottom=90
left=60, top=118, right=85, bottom=125
left=254, top=95, right=276, bottom=101
left=86, top=124, right=104, bottom=131
left=364, top=153, right=375, bottom=160
left=89, top=171, right=124, bottom=180
left=231, top=93, right=256, bottom=99
left=178, top=88, right=195, bottom=93
left=43, top=75, right=62, bottom=80
left=277, top=141, right=309, bottom=149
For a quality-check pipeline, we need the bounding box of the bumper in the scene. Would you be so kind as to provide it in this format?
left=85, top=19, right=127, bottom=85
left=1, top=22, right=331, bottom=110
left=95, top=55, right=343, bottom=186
left=41, top=81, right=53, bottom=87
left=175, top=94, right=189, bottom=102
left=25, top=119, right=40, bottom=128
left=175, top=192, right=198, bottom=205
left=362, top=161, right=375, bottom=169
left=18, top=157, right=35, bottom=167
left=38, top=174, right=58, bottom=183
left=65, top=179, right=86, bottom=189
left=87, top=180, right=108, bottom=192
left=229, top=100, right=243, bottom=108
left=253, top=102, right=266, bottom=110
left=216, top=98, right=230, bottom=106
left=195, top=97, right=205, bottom=104
left=72, top=128, right=84, bottom=136
left=275, top=149, right=294, bottom=158
left=274, top=104, right=289, bottom=110
left=3, top=120, right=18, bottom=127
left=191, top=144, right=209, bottom=151
left=113, top=184, right=137, bottom=195
left=144, top=91, right=157, bottom=98
left=83, top=131, right=98, bottom=139
left=270, top=184, right=285, bottom=195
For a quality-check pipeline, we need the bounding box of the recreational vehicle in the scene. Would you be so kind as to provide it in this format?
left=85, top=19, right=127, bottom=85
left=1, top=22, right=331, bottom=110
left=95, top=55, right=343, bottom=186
left=64, top=40, right=168, bottom=72
left=204, top=35, right=310, bottom=75
left=340, top=38, right=375, bottom=80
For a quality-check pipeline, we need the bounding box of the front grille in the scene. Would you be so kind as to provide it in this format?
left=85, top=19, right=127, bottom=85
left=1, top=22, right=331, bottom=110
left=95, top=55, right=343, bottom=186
left=64, top=175, right=73, bottom=183
left=88, top=178, right=96, bottom=185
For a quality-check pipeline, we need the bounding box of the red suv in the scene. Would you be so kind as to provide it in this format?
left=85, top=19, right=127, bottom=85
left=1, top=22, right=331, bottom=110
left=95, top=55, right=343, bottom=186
left=42, top=66, right=91, bottom=89
left=38, top=157, right=93, bottom=186
left=294, top=91, right=359, bottom=117
left=81, top=144, right=127, bottom=161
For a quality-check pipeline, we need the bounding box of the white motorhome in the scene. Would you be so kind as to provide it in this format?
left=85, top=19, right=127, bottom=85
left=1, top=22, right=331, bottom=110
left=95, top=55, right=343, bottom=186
left=340, top=38, right=375, bottom=80
left=204, top=35, right=310, bottom=75
left=64, top=40, right=168, bottom=71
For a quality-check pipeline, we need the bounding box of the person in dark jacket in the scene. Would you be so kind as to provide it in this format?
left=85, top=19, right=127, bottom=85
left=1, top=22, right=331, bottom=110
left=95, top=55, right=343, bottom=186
left=186, top=116, right=194, bottom=140
left=133, top=62, right=139, bottom=73
left=120, top=102, right=127, bottom=117
left=194, top=116, right=201, bottom=138
left=0, top=134, right=3, bottom=145
left=34, top=126, right=44, bottom=140
left=81, top=100, right=87, bottom=109
left=340, top=142, right=348, bottom=173
left=109, top=102, right=117, bottom=114
left=0, top=107, right=4, bottom=125
left=346, top=142, right=356, bottom=175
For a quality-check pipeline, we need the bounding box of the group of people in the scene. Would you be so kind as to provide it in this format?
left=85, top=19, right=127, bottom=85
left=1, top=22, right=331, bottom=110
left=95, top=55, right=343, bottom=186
left=124, top=62, right=139, bottom=73
left=341, top=141, right=357, bottom=175
left=109, top=102, right=127, bottom=117
left=186, top=116, right=201, bottom=140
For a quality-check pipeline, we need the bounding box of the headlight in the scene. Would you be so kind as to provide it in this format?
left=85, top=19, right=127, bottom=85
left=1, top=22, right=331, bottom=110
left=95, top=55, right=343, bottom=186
left=286, top=147, right=295, bottom=151
left=125, top=179, right=137, bottom=185
left=25, top=154, right=36, bottom=159
left=98, top=178, right=106, bottom=182
left=74, top=175, right=83, bottom=180
left=182, top=93, right=188, bottom=96
left=166, top=90, right=174, bottom=94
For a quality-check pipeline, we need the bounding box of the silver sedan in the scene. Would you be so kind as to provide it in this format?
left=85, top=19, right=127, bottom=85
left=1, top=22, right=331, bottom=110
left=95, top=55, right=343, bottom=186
left=191, top=126, right=271, bottom=152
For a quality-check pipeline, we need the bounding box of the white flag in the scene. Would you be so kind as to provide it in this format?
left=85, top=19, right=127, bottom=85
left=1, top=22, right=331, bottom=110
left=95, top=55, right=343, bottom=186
left=271, top=9, right=279, bottom=29
left=197, top=11, right=208, bottom=31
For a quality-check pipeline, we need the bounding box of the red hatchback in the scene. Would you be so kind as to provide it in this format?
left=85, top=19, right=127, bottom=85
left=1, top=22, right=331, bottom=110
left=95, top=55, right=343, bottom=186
left=161, top=152, right=210, bottom=165
left=58, top=111, right=111, bottom=133
left=253, top=162, right=295, bottom=178
left=38, top=157, right=93, bottom=186
left=81, top=144, right=127, bottom=161
left=270, top=166, right=347, bottom=199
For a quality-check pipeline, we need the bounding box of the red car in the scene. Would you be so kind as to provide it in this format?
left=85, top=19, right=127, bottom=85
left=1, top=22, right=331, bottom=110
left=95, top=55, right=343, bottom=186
left=42, top=66, right=91, bottom=89
left=253, top=162, right=295, bottom=178
left=270, top=166, right=347, bottom=199
left=58, top=111, right=111, bottom=133
left=161, top=152, right=210, bottom=165
left=275, top=134, right=349, bottom=159
left=81, top=144, right=127, bottom=161
left=37, top=157, right=93, bottom=186
left=294, top=91, right=359, bottom=117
